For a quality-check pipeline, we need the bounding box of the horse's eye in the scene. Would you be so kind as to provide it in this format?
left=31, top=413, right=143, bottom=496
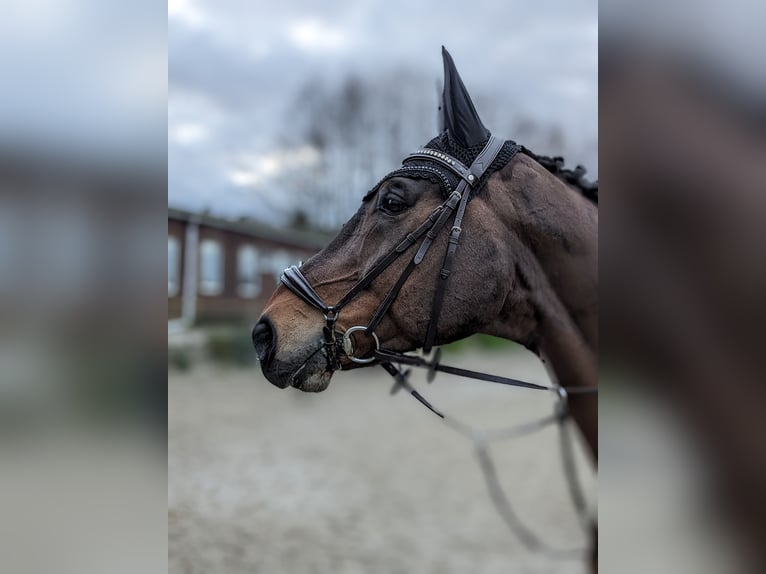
left=380, top=195, right=408, bottom=214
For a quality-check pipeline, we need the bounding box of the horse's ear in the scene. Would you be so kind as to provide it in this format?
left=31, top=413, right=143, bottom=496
left=439, top=46, right=490, bottom=147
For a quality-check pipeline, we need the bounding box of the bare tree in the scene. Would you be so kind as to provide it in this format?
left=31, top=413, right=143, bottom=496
left=276, top=69, right=436, bottom=230
left=276, top=69, right=587, bottom=231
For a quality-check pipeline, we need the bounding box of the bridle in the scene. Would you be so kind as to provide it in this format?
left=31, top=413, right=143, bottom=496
left=278, top=135, right=598, bottom=559
left=280, top=133, right=598, bottom=399
left=281, top=135, right=508, bottom=370
left=279, top=131, right=598, bottom=405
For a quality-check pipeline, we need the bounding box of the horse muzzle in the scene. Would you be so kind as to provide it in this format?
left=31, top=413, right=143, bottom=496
left=252, top=317, right=335, bottom=392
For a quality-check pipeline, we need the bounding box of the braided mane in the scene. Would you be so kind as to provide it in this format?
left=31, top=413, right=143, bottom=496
left=520, top=146, right=598, bottom=205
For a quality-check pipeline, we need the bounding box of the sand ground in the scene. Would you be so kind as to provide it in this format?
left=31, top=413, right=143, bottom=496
left=169, top=350, right=595, bottom=574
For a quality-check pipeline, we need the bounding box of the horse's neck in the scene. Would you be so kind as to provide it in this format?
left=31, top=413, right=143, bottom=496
left=489, top=157, right=598, bottom=457
left=517, top=266, right=598, bottom=459
left=537, top=306, right=598, bottom=459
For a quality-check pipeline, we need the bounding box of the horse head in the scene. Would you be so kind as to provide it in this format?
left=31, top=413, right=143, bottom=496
left=252, top=48, right=597, bottom=454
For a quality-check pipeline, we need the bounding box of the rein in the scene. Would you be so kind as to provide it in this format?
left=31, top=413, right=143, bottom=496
left=279, top=135, right=597, bottom=559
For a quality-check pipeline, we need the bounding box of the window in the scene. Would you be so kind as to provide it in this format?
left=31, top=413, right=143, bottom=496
left=199, top=239, right=223, bottom=295
left=168, top=236, right=180, bottom=296
left=237, top=245, right=261, bottom=298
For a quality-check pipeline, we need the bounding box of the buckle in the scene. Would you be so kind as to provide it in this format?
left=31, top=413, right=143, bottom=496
left=554, top=385, right=569, bottom=418
left=323, top=307, right=338, bottom=323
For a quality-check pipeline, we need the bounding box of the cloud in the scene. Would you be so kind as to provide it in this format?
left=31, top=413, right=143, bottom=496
left=168, top=0, right=599, bottom=224
left=227, top=146, right=320, bottom=187
left=169, top=122, right=209, bottom=145
left=287, top=19, right=349, bottom=53
left=168, top=0, right=206, bottom=29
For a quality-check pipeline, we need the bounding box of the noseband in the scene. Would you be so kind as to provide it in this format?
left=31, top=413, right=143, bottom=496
left=280, top=135, right=509, bottom=370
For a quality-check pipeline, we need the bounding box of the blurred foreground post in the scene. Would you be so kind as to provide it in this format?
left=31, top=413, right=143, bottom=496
left=0, top=1, right=167, bottom=573
left=600, top=4, right=766, bottom=571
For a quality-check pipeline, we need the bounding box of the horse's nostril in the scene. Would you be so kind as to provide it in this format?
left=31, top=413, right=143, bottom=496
left=252, top=318, right=276, bottom=364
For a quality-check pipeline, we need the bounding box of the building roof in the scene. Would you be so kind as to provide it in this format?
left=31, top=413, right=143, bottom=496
left=168, top=207, right=332, bottom=251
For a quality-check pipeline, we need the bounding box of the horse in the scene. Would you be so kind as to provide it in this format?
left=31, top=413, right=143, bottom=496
left=253, top=47, right=598, bottom=565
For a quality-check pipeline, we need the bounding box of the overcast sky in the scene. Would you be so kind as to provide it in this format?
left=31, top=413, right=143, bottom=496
left=168, top=0, right=598, bottom=223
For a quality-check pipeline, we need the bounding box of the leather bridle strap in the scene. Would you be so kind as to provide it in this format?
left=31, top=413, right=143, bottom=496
left=334, top=202, right=447, bottom=311
left=281, top=265, right=332, bottom=314
left=373, top=135, right=505, bottom=340
left=365, top=187, right=464, bottom=333
left=423, top=135, right=506, bottom=353
left=280, top=203, right=446, bottom=316
left=374, top=348, right=598, bottom=395
left=280, top=135, right=506, bottom=366
left=280, top=192, right=458, bottom=367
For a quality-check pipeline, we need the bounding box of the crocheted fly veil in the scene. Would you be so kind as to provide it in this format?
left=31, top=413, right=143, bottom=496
left=367, top=47, right=520, bottom=200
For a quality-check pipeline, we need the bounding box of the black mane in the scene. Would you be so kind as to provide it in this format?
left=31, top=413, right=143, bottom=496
left=520, top=147, right=598, bottom=205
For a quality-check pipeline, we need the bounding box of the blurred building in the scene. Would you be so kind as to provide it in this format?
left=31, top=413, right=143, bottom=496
left=168, top=208, right=327, bottom=329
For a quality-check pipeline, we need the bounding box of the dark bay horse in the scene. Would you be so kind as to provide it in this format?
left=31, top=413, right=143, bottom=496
left=253, top=47, right=598, bottom=561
